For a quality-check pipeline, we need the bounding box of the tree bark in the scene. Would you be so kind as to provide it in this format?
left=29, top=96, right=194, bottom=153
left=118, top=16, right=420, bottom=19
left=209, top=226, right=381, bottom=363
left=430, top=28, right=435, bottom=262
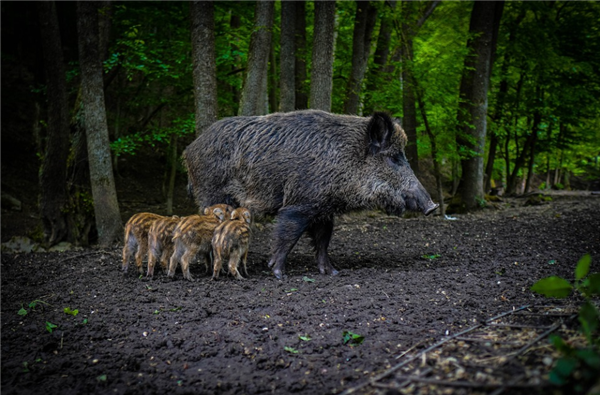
left=37, top=1, right=70, bottom=246
left=239, top=1, right=274, bottom=116
left=310, top=1, right=337, bottom=112
left=343, top=1, right=377, bottom=115
left=279, top=1, right=296, bottom=112
left=294, top=1, right=308, bottom=110
left=77, top=1, right=122, bottom=247
left=364, top=0, right=396, bottom=114
left=190, top=1, right=218, bottom=135
left=455, top=1, right=504, bottom=210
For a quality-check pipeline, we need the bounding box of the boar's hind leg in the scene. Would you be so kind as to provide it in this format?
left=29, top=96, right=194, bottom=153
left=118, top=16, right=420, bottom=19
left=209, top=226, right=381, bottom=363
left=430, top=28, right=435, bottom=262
left=268, top=206, right=313, bottom=279
left=307, top=219, right=339, bottom=276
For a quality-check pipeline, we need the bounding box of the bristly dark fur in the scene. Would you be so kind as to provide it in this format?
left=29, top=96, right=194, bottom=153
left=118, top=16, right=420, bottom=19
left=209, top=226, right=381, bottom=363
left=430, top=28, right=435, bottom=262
left=183, top=110, right=437, bottom=278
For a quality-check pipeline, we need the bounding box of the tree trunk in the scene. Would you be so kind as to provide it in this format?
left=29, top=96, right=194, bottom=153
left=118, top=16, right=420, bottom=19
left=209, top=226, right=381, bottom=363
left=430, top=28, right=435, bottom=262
left=239, top=1, right=274, bottom=116
left=37, top=1, right=70, bottom=246
left=343, top=1, right=377, bottom=115
left=484, top=5, right=523, bottom=193
left=506, top=113, right=540, bottom=195
left=77, top=1, right=122, bottom=247
left=230, top=12, right=241, bottom=115
left=417, top=92, right=445, bottom=217
left=364, top=0, right=396, bottom=114
left=401, top=1, right=419, bottom=174
left=191, top=1, right=218, bottom=136
left=455, top=1, right=504, bottom=211
left=269, top=39, right=278, bottom=112
left=279, top=1, right=296, bottom=112
left=166, top=134, right=178, bottom=216
left=310, top=1, right=337, bottom=112
left=294, top=1, right=308, bottom=110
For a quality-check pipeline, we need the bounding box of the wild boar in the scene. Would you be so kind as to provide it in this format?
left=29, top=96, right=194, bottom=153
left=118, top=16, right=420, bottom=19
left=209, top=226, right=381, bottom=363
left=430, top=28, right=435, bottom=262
left=146, top=215, right=180, bottom=278
left=184, top=110, right=438, bottom=279
left=122, top=212, right=163, bottom=274
left=211, top=207, right=252, bottom=280
left=167, top=204, right=233, bottom=281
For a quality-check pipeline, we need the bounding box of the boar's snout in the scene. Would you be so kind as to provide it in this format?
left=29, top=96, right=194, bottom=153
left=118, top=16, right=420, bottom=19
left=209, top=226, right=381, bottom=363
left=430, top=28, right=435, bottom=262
left=423, top=201, right=439, bottom=216
left=401, top=181, right=438, bottom=216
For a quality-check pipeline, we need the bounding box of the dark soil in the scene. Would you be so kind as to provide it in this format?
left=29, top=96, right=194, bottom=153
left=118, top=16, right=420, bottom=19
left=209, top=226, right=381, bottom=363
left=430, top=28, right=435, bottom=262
left=2, top=192, right=599, bottom=395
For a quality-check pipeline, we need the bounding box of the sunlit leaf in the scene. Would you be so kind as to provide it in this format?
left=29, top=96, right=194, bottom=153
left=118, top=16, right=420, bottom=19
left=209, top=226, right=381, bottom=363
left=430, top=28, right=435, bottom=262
left=531, top=276, right=573, bottom=298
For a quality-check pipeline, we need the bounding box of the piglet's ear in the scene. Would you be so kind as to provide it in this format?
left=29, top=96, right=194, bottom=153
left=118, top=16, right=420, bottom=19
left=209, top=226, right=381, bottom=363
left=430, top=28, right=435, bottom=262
left=366, top=112, right=394, bottom=156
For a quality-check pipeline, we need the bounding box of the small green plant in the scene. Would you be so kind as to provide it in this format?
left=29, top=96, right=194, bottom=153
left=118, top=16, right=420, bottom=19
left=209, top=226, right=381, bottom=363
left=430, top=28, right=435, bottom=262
left=298, top=335, right=312, bottom=341
left=45, top=322, right=58, bottom=333
left=302, top=276, right=315, bottom=283
left=63, top=307, right=79, bottom=316
left=342, top=330, right=365, bottom=347
left=422, top=254, right=441, bottom=260
left=18, top=299, right=50, bottom=316
left=531, top=254, right=599, bottom=393
left=284, top=346, right=299, bottom=354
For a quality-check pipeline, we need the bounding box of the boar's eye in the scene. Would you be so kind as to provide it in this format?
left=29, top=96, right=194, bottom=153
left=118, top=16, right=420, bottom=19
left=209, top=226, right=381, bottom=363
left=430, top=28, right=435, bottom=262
left=387, top=153, right=407, bottom=168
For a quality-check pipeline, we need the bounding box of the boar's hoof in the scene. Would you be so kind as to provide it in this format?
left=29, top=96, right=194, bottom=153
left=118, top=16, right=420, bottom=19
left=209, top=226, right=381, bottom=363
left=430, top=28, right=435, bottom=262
left=272, top=268, right=286, bottom=280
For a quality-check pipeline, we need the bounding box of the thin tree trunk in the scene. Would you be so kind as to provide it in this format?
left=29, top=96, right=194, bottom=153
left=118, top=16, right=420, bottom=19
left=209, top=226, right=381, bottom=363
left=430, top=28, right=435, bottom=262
left=166, top=134, right=178, bottom=216
left=294, top=1, right=308, bottom=110
left=37, top=1, right=70, bottom=246
left=191, top=1, right=218, bottom=135
left=239, top=1, right=274, bottom=116
left=269, top=39, right=278, bottom=112
left=310, top=1, right=336, bottom=112
left=416, top=91, right=445, bottom=217
left=77, top=0, right=122, bottom=247
left=455, top=1, right=504, bottom=210
left=364, top=1, right=396, bottom=114
left=507, top=113, right=539, bottom=195
left=279, top=1, right=296, bottom=112
left=230, top=12, right=241, bottom=115
left=343, top=1, right=377, bottom=115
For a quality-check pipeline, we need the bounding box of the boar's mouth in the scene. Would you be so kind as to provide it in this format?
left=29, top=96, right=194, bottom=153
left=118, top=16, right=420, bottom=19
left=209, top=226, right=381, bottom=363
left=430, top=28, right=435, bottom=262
left=403, top=193, right=439, bottom=216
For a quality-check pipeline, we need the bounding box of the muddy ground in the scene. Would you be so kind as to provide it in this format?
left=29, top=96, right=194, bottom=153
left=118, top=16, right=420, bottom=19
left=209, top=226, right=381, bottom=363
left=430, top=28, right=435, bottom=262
left=1, top=191, right=599, bottom=395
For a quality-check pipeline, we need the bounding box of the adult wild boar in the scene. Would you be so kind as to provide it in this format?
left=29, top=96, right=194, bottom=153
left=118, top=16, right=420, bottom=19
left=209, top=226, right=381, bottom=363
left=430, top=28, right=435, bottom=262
left=184, top=110, right=438, bottom=279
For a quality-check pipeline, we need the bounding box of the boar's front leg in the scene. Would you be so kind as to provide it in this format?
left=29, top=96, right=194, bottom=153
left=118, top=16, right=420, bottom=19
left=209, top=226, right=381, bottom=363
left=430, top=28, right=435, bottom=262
left=307, top=219, right=339, bottom=276
left=268, top=206, right=312, bottom=279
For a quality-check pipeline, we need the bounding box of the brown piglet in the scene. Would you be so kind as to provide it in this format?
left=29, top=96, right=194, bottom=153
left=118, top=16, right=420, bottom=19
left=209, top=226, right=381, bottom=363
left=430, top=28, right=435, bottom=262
left=122, top=212, right=163, bottom=274
left=211, top=207, right=252, bottom=280
left=167, top=204, right=233, bottom=281
left=146, top=215, right=180, bottom=277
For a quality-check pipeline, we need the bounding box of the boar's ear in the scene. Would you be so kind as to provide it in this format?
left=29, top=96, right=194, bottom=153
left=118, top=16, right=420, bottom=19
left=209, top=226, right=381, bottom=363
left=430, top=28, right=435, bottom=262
left=366, top=112, right=394, bottom=156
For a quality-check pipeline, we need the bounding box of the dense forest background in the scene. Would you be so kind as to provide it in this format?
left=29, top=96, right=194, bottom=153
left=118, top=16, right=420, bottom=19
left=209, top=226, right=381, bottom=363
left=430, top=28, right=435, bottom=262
left=2, top=1, right=599, bottom=248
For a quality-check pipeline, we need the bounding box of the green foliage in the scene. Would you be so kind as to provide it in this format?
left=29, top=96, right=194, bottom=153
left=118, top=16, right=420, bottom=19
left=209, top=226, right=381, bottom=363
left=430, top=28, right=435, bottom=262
left=63, top=307, right=79, bottom=316
left=342, top=330, right=365, bottom=347
left=45, top=322, right=58, bottom=333
left=284, top=346, right=299, bottom=354
left=531, top=254, right=599, bottom=392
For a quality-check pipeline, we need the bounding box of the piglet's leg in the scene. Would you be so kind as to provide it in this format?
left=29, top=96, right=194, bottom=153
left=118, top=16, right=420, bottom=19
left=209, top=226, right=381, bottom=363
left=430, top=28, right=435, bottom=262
left=268, top=206, right=312, bottom=280
left=307, top=218, right=339, bottom=276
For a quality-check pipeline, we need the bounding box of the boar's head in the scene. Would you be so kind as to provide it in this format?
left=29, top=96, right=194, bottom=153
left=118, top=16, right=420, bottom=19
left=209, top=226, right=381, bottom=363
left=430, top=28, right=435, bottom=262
left=359, top=113, right=438, bottom=217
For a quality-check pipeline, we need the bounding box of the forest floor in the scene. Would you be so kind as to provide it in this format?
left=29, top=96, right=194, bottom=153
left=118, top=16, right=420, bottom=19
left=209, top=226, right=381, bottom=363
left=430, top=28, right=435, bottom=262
left=2, top=183, right=599, bottom=394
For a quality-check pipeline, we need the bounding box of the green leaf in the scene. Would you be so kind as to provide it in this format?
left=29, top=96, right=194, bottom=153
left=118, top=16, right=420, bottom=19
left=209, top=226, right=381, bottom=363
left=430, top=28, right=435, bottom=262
left=284, top=346, right=299, bottom=354
left=63, top=307, right=79, bottom=316
left=342, top=330, right=365, bottom=346
left=575, top=348, right=600, bottom=370
left=18, top=307, right=28, bottom=316
left=578, top=301, right=599, bottom=343
left=299, top=335, right=312, bottom=341
left=302, top=276, right=315, bottom=283
left=550, top=334, right=573, bottom=354
left=585, top=273, right=600, bottom=296
left=575, top=254, right=591, bottom=280
left=45, top=322, right=58, bottom=333
left=549, top=357, right=578, bottom=385
left=422, top=254, right=441, bottom=260
left=96, top=374, right=107, bottom=382
left=531, top=276, right=573, bottom=298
